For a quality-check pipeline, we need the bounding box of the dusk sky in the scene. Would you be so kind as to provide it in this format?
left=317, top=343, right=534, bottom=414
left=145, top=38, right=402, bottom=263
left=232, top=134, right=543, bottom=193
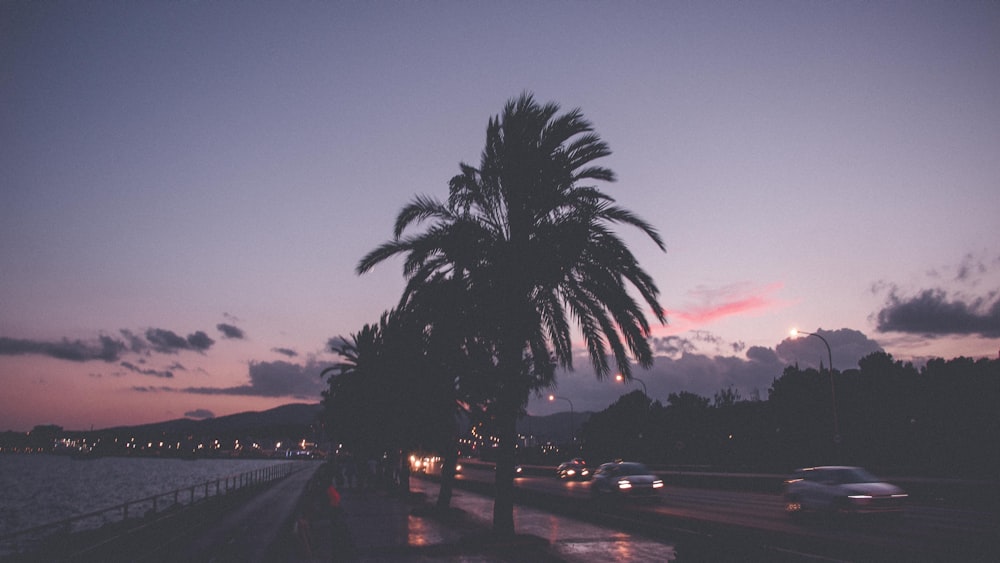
left=3, top=2, right=998, bottom=432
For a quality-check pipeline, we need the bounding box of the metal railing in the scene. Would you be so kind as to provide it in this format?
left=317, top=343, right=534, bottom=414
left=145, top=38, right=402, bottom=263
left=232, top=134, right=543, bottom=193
left=1, top=462, right=299, bottom=556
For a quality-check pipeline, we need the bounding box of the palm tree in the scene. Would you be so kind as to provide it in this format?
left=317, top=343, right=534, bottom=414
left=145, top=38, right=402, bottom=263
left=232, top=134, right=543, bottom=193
left=322, top=309, right=456, bottom=494
left=358, top=93, right=666, bottom=535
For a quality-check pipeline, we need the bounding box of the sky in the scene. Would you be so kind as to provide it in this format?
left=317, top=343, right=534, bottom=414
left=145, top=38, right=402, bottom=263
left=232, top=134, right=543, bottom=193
left=2, top=1, right=999, bottom=431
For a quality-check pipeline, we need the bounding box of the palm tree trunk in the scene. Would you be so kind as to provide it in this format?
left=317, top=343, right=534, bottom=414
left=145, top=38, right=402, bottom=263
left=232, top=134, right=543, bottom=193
left=436, top=433, right=458, bottom=509
left=491, top=362, right=524, bottom=536
left=492, top=400, right=517, bottom=536
left=398, top=448, right=411, bottom=494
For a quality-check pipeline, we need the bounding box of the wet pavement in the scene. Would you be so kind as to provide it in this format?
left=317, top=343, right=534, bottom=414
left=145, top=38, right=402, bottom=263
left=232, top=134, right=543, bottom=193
left=408, top=479, right=677, bottom=562
left=290, top=473, right=677, bottom=562
left=169, top=462, right=322, bottom=562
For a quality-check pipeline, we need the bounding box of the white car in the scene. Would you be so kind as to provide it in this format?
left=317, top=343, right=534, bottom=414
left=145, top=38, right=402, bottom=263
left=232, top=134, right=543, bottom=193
left=591, top=461, right=663, bottom=501
left=784, top=466, right=907, bottom=517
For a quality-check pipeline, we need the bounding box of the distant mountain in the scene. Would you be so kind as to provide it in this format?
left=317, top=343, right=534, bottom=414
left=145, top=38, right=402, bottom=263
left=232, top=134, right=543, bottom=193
left=517, top=411, right=593, bottom=443
left=93, top=404, right=586, bottom=445
left=100, top=403, right=323, bottom=438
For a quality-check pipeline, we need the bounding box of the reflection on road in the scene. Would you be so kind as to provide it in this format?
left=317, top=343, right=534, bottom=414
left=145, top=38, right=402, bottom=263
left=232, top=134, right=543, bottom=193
left=448, top=466, right=998, bottom=560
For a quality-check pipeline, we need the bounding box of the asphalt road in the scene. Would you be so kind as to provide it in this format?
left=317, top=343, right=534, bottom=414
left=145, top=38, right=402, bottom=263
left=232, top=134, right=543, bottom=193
left=451, top=466, right=999, bottom=561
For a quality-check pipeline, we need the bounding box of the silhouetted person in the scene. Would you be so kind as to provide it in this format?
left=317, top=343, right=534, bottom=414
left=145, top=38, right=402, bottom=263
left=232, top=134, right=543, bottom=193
left=326, top=479, right=353, bottom=561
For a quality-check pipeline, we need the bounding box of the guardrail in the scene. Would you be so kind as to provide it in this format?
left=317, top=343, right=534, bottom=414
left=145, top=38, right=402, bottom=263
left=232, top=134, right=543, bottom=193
left=0, top=462, right=299, bottom=557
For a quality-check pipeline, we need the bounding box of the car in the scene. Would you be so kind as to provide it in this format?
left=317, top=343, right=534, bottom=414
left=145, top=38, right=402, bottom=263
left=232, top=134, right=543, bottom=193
left=493, top=464, right=524, bottom=477
left=784, top=466, right=907, bottom=517
left=556, top=459, right=591, bottom=480
left=590, top=461, right=663, bottom=500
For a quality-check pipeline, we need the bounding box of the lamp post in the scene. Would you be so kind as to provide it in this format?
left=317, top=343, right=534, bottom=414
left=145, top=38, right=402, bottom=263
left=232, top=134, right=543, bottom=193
left=791, top=329, right=840, bottom=446
left=548, top=394, right=575, bottom=443
left=615, top=373, right=648, bottom=398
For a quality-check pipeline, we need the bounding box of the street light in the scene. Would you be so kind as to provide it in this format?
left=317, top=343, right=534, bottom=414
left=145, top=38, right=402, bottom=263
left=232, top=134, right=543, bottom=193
left=548, top=394, right=575, bottom=443
left=790, top=329, right=840, bottom=445
left=615, top=373, right=648, bottom=398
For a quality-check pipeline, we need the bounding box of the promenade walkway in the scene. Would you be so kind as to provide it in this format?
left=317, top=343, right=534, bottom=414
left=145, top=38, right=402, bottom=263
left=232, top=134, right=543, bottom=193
left=167, top=462, right=322, bottom=563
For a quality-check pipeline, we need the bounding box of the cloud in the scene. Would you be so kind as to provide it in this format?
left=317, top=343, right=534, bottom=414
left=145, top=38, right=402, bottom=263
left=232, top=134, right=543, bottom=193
left=120, top=361, right=174, bottom=378
left=182, top=359, right=332, bottom=399
left=661, top=282, right=788, bottom=333
left=651, top=336, right=697, bottom=358
left=272, top=347, right=298, bottom=358
left=875, top=288, right=1000, bottom=338
left=216, top=323, right=245, bottom=339
left=1, top=324, right=221, bottom=364
left=145, top=328, right=214, bottom=353
left=531, top=328, right=885, bottom=415
left=0, top=335, right=125, bottom=362
left=776, top=328, right=883, bottom=371
left=184, top=409, right=214, bottom=419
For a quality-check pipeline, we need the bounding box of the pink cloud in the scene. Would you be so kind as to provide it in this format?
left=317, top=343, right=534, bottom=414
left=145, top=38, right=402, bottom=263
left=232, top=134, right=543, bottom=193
left=659, top=282, right=788, bottom=335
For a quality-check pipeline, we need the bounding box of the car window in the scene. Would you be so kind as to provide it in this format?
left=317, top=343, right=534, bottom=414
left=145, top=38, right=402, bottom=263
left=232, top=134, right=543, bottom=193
left=837, top=467, right=878, bottom=484
left=618, top=463, right=649, bottom=475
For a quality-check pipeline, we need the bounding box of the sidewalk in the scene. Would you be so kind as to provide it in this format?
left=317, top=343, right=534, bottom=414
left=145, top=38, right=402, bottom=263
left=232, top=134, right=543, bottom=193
left=285, top=472, right=677, bottom=562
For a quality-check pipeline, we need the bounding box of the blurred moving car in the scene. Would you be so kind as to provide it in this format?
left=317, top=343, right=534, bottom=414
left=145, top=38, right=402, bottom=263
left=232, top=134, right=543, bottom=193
left=784, top=466, right=907, bottom=517
left=557, top=458, right=591, bottom=480
left=591, top=461, right=663, bottom=500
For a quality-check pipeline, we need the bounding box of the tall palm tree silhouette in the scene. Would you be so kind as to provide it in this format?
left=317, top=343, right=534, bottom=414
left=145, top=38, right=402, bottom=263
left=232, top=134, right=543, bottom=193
left=359, top=93, right=666, bottom=535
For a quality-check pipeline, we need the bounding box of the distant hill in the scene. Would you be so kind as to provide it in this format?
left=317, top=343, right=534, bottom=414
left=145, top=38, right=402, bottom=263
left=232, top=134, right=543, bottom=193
left=94, top=403, right=586, bottom=444
left=517, top=411, right=593, bottom=444
left=100, top=403, right=323, bottom=438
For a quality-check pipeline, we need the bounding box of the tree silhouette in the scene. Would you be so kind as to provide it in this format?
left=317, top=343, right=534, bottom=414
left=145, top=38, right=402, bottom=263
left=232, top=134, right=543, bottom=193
left=321, top=309, right=457, bottom=493
left=357, top=93, right=665, bottom=535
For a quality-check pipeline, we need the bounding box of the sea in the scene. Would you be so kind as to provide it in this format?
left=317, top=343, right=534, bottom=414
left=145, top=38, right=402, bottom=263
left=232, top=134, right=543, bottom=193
left=0, top=454, right=295, bottom=539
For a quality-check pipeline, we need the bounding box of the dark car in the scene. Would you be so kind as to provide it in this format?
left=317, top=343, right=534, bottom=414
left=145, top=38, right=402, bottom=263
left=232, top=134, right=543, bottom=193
left=591, top=461, right=663, bottom=500
left=784, top=466, right=907, bottom=517
left=556, top=459, right=591, bottom=480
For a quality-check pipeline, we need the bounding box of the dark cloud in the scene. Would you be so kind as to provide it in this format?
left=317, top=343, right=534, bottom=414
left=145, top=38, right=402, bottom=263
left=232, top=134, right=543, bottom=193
left=272, top=347, right=298, bottom=358
left=184, top=409, right=214, bottom=419
left=120, top=361, right=173, bottom=378
left=186, top=331, right=213, bottom=351
left=217, top=323, right=245, bottom=339
left=651, top=336, right=697, bottom=358
left=119, top=329, right=149, bottom=354
left=145, top=328, right=214, bottom=353
left=775, top=328, right=883, bottom=371
left=532, top=328, right=885, bottom=415
left=182, top=359, right=332, bottom=399
left=145, top=328, right=188, bottom=351
left=0, top=335, right=124, bottom=362
left=875, top=288, right=1000, bottom=338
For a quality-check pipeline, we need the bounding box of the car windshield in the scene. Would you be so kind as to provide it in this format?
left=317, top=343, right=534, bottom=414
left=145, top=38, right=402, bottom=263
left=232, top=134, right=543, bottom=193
left=617, top=463, right=650, bottom=475
left=831, top=467, right=879, bottom=484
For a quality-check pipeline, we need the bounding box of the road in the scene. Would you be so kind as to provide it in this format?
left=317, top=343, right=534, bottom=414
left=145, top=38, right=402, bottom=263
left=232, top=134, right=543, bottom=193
left=450, top=466, right=998, bottom=561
